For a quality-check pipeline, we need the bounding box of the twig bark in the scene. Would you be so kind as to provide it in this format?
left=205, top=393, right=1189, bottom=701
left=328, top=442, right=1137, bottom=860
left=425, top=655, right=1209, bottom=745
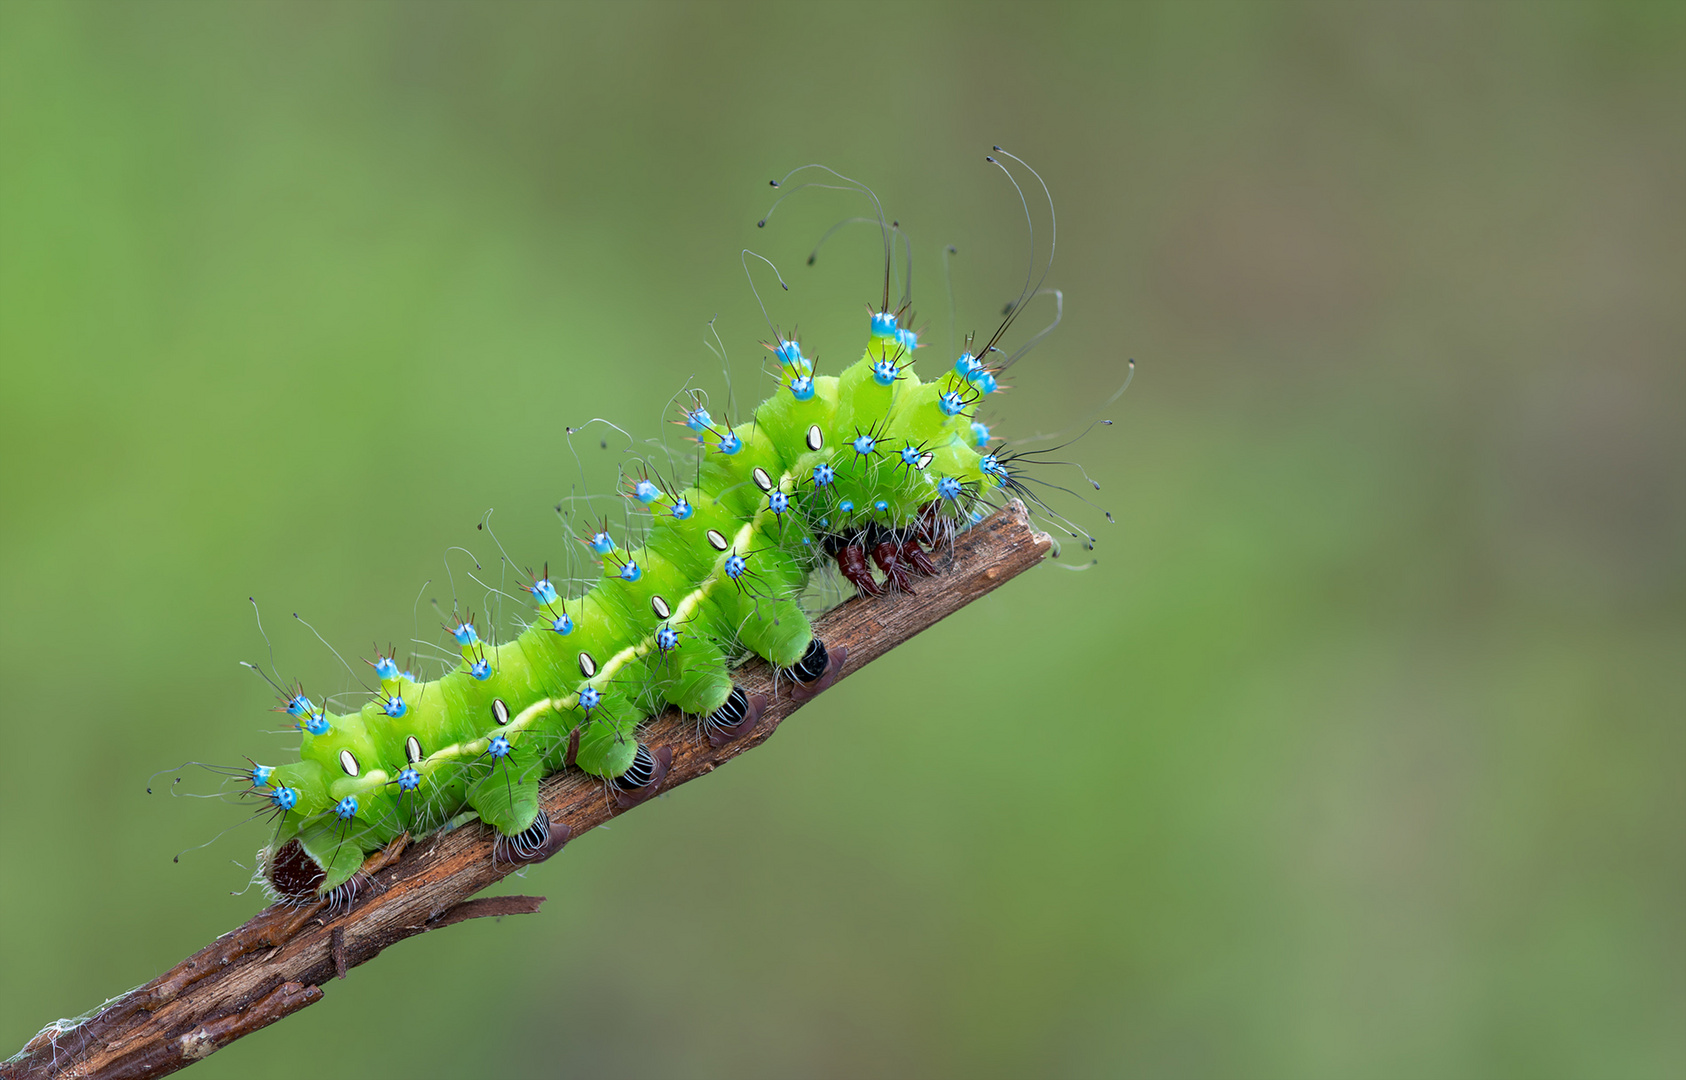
left=3, top=502, right=1052, bottom=1080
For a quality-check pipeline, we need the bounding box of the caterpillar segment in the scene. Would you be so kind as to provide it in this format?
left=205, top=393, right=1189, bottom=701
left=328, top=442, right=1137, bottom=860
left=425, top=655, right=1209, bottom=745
left=251, top=294, right=1009, bottom=903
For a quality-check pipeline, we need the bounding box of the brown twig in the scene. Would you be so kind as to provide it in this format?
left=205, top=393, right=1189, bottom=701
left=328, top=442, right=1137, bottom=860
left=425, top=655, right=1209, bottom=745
left=2, top=502, right=1052, bottom=1080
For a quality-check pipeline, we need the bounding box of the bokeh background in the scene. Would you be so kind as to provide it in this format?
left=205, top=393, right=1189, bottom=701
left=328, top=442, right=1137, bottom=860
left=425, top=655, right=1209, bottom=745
left=2, top=2, right=1682, bottom=1077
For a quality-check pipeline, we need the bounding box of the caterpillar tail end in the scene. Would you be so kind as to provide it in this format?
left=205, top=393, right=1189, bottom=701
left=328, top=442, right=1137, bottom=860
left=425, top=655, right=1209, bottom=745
left=262, top=838, right=326, bottom=903
left=260, top=838, right=367, bottom=913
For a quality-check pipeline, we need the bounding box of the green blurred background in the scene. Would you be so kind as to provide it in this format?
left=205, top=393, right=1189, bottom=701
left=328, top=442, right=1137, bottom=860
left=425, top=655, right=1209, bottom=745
left=2, top=2, right=1681, bottom=1077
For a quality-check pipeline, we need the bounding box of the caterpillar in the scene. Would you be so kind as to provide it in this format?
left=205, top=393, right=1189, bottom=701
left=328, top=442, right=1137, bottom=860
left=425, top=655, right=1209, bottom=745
left=204, top=150, right=1083, bottom=906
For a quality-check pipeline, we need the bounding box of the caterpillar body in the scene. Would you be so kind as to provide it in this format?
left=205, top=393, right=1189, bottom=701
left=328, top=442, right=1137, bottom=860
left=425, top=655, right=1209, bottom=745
left=230, top=155, right=1072, bottom=903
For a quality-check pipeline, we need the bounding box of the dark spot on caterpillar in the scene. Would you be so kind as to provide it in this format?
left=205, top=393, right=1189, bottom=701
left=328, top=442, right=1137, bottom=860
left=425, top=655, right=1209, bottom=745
left=405, top=735, right=423, bottom=764
left=265, top=839, right=325, bottom=900
left=806, top=424, right=824, bottom=451
left=338, top=749, right=360, bottom=777
left=578, top=652, right=597, bottom=678
left=706, top=529, right=729, bottom=551
left=492, top=699, right=510, bottom=726
left=752, top=467, right=773, bottom=492
left=651, top=594, right=670, bottom=619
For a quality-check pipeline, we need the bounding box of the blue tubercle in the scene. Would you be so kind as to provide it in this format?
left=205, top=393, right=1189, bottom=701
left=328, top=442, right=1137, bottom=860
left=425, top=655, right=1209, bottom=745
left=284, top=695, right=315, bottom=718
left=716, top=431, right=742, bottom=455
left=487, top=735, right=510, bottom=760
left=789, top=374, right=815, bottom=401
left=724, top=554, right=747, bottom=580
left=899, top=445, right=922, bottom=466
left=271, top=786, right=298, bottom=811
left=774, top=339, right=810, bottom=372
left=590, top=531, right=615, bottom=555
left=251, top=764, right=274, bottom=787
left=529, top=578, right=558, bottom=605
left=813, top=463, right=835, bottom=486
left=871, top=359, right=899, bottom=386
left=974, top=370, right=998, bottom=395
left=550, top=613, right=574, bottom=635
left=334, top=795, right=359, bottom=821
left=383, top=695, right=408, bottom=718
left=896, top=326, right=918, bottom=353
left=853, top=434, right=877, bottom=456
left=671, top=499, right=694, bottom=520
left=303, top=712, right=331, bottom=737
left=578, top=685, right=601, bottom=712
left=839, top=499, right=855, bottom=513
left=618, top=561, right=643, bottom=583
left=937, top=476, right=963, bottom=500
left=954, top=353, right=982, bottom=380
left=373, top=656, right=399, bottom=682
left=970, top=421, right=991, bottom=447
left=939, top=390, right=967, bottom=417
left=397, top=768, right=420, bottom=792
left=451, top=622, right=479, bottom=647
left=634, top=480, right=660, bottom=504
left=769, top=490, right=789, bottom=514
left=870, top=311, right=898, bottom=338
left=655, top=625, right=679, bottom=653
left=874, top=499, right=889, bottom=512
left=684, top=406, right=712, bottom=433
left=469, top=659, right=491, bottom=681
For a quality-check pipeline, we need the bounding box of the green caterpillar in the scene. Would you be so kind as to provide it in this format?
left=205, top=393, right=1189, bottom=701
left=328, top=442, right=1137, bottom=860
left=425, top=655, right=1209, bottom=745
left=231, top=154, right=1064, bottom=903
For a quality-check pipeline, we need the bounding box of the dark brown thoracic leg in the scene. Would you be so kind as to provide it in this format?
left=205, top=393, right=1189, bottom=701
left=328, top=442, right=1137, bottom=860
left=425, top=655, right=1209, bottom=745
left=871, top=539, right=918, bottom=593
left=834, top=544, right=883, bottom=597
left=899, top=539, right=938, bottom=576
